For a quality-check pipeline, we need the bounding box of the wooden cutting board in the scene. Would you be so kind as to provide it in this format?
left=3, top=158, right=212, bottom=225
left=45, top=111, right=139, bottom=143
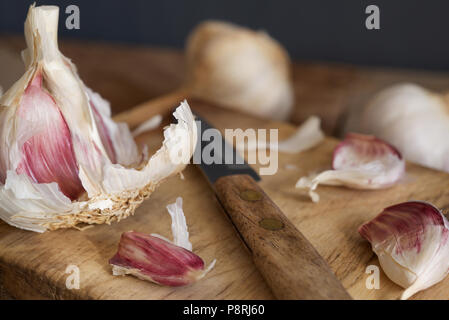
left=1, top=99, right=449, bottom=300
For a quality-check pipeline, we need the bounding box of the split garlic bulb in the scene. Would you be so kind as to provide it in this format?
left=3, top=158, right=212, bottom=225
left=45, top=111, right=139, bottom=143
left=346, top=83, right=449, bottom=172
left=185, top=21, right=294, bottom=120
left=0, top=5, right=196, bottom=232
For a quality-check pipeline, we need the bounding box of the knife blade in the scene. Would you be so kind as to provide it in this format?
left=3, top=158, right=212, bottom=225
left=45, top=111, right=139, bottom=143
left=194, top=114, right=351, bottom=300
left=194, top=114, right=260, bottom=183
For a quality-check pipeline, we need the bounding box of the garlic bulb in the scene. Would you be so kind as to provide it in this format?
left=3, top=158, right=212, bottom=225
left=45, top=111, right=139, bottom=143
left=185, top=21, right=294, bottom=120
left=0, top=5, right=196, bottom=232
left=296, top=133, right=405, bottom=202
left=359, top=201, right=449, bottom=300
left=346, top=83, right=449, bottom=172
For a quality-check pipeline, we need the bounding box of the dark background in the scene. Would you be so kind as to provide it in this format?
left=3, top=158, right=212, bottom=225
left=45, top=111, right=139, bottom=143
left=0, top=0, right=448, bottom=70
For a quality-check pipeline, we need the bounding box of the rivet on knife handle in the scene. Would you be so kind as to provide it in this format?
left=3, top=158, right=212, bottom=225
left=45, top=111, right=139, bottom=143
left=214, top=174, right=351, bottom=300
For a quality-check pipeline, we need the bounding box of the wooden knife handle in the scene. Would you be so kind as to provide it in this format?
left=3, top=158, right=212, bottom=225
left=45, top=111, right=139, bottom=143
left=213, top=174, right=351, bottom=300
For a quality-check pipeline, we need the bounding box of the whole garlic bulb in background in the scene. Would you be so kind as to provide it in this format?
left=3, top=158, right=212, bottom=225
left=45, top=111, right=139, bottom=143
left=0, top=5, right=196, bottom=232
left=345, top=83, right=449, bottom=172
left=185, top=21, right=294, bottom=120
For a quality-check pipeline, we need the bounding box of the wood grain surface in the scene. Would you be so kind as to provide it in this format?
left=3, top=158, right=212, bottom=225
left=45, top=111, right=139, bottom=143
left=1, top=36, right=449, bottom=300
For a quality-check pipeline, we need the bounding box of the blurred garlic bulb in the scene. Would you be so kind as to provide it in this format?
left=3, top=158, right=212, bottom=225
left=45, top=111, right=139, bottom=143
left=346, top=83, right=449, bottom=172
left=185, top=21, right=294, bottom=120
left=116, top=20, right=294, bottom=127
left=0, top=5, right=196, bottom=232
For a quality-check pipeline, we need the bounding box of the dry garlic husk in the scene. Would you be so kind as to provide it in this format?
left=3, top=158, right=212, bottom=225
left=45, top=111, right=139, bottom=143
left=132, top=114, right=162, bottom=137
left=0, top=5, right=197, bottom=232
left=110, top=197, right=215, bottom=286
left=186, top=21, right=294, bottom=121
left=359, top=201, right=449, bottom=300
left=296, top=133, right=405, bottom=202
left=236, top=116, right=324, bottom=154
left=345, top=83, right=449, bottom=173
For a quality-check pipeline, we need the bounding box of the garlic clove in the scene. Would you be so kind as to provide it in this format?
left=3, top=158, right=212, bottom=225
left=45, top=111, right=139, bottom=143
left=110, top=197, right=215, bottom=287
left=14, top=72, right=84, bottom=200
left=236, top=116, right=324, bottom=154
left=296, top=133, right=405, bottom=202
left=359, top=201, right=449, bottom=300
left=110, top=231, right=207, bottom=287
left=0, top=5, right=197, bottom=232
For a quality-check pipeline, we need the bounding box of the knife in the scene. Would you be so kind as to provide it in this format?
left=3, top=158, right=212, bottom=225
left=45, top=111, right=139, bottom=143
left=194, top=114, right=351, bottom=300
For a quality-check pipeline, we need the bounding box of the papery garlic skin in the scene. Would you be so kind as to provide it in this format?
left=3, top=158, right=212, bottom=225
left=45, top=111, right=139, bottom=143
left=296, top=133, right=405, bottom=202
left=236, top=116, right=324, bottom=154
left=166, top=197, right=193, bottom=251
left=0, top=5, right=197, bottom=232
left=186, top=21, right=294, bottom=121
left=12, top=73, right=84, bottom=200
left=345, top=83, right=449, bottom=173
left=359, top=201, right=449, bottom=300
left=132, top=114, right=163, bottom=137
